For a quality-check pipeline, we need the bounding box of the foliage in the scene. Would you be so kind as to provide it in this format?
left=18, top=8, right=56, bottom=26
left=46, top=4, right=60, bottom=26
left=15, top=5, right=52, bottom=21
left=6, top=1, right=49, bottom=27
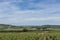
left=0, top=31, right=59, bottom=40
left=22, top=28, right=28, bottom=32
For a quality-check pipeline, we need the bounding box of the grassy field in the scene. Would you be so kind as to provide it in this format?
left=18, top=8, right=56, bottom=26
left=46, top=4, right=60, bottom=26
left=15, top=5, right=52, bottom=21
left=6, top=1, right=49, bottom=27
left=0, top=31, right=60, bottom=40
left=46, top=31, right=60, bottom=40
left=0, top=24, right=60, bottom=40
left=0, top=32, right=43, bottom=40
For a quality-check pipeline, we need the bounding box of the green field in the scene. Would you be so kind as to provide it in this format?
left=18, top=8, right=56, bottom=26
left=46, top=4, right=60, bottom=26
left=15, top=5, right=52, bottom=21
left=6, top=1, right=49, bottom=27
left=0, top=31, right=60, bottom=40
left=0, top=24, right=60, bottom=40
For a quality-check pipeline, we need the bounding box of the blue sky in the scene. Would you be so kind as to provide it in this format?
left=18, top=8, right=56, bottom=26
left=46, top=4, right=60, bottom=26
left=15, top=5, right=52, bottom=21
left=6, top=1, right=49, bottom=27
left=0, top=0, right=60, bottom=25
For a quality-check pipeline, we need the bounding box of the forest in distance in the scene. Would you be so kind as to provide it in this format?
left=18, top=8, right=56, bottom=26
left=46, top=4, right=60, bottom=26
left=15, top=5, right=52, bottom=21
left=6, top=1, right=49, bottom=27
left=0, top=24, right=60, bottom=29
left=0, top=24, right=60, bottom=32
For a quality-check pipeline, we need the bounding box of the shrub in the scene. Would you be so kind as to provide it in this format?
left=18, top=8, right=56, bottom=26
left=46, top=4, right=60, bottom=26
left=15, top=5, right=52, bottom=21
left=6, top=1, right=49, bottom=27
left=22, top=28, right=28, bottom=32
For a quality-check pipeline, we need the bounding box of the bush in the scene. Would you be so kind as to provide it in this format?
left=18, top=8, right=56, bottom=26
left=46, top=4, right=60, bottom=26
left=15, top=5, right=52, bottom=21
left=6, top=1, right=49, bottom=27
left=22, top=28, right=28, bottom=32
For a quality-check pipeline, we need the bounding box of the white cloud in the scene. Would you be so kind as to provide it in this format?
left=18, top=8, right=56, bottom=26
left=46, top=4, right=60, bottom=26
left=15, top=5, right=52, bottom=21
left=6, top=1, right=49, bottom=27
left=0, top=0, right=23, bottom=2
left=0, top=1, right=60, bottom=25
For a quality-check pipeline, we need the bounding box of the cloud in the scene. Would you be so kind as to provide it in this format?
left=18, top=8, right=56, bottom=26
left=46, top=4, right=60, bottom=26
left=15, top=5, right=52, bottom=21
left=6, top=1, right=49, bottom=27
left=0, top=0, right=60, bottom=25
left=0, top=0, right=23, bottom=2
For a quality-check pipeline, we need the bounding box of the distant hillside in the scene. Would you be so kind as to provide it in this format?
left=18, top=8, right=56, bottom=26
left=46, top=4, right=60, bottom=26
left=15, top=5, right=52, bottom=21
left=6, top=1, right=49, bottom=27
left=0, top=24, right=60, bottom=29
left=0, top=24, right=16, bottom=29
left=0, top=24, right=60, bottom=32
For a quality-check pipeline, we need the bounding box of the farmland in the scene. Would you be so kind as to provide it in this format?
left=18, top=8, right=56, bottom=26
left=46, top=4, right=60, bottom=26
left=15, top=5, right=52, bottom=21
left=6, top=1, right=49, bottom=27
left=0, top=24, right=60, bottom=40
left=0, top=31, right=60, bottom=40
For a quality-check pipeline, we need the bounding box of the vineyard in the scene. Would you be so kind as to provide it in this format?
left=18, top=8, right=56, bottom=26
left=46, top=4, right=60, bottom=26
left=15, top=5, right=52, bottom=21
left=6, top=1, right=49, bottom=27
left=0, top=31, right=60, bottom=40
left=0, top=24, right=60, bottom=40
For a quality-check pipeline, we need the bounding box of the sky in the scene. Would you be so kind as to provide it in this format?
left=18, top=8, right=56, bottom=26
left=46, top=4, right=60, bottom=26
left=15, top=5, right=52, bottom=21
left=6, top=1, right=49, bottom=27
left=0, top=0, right=60, bottom=25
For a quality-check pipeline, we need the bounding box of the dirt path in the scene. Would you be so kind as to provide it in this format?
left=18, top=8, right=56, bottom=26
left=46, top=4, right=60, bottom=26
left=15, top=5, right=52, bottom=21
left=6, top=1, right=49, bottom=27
left=44, top=31, right=46, bottom=40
